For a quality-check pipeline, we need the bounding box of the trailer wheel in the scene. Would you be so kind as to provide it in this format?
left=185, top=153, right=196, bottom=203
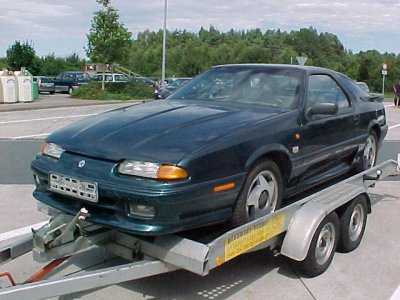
left=337, top=195, right=368, bottom=253
left=231, top=159, right=283, bottom=226
left=296, top=212, right=339, bottom=277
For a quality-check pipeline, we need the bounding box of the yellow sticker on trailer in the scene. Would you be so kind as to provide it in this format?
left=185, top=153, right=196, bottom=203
left=224, top=213, right=285, bottom=261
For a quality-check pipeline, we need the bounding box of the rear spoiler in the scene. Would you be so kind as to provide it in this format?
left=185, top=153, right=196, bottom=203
left=360, top=93, right=384, bottom=103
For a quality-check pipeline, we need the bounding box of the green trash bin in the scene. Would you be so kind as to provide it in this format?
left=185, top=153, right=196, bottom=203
left=32, top=81, right=39, bottom=100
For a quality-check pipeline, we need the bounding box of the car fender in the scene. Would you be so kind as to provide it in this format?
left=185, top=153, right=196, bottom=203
left=367, top=119, right=382, bottom=136
left=245, top=143, right=292, bottom=174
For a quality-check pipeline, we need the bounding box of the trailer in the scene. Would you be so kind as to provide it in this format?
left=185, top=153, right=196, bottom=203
left=0, top=160, right=398, bottom=300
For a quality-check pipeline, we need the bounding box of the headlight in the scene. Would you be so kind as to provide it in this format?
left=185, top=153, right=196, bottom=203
left=41, top=142, right=65, bottom=159
left=118, top=160, right=188, bottom=180
left=377, top=114, right=385, bottom=125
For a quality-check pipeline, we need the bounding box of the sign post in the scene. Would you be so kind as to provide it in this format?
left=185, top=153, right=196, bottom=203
left=382, top=63, right=387, bottom=95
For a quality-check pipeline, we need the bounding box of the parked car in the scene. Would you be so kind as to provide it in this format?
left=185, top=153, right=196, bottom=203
left=154, top=77, right=192, bottom=99
left=90, top=73, right=129, bottom=82
left=31, top=64, right=387, bottom=236
left=131, top=76, right=157, bottom=87
left=53, top=71, right=90, bottom=94
left=33, top=76, right=55, bottom=94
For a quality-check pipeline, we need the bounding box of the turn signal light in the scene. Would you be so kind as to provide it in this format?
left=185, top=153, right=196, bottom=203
left=157, top=165, right=188, bottom=180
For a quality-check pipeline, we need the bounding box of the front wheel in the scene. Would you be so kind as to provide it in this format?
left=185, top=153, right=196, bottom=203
left=295, top=212, right=339, bottom=277
left=231, top=159, right=283, bottom=227
left=68, top=87, right=74, bottom=94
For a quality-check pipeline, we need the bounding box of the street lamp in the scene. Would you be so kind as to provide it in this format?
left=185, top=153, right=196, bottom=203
left=161, top=0, right=167, bottom=87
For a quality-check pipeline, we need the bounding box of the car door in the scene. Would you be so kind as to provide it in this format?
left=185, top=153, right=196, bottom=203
left=298, top=73, right=359, bottom=179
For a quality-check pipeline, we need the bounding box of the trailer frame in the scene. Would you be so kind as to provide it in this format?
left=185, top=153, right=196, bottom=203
left=0, top=160, right=398, bottom=300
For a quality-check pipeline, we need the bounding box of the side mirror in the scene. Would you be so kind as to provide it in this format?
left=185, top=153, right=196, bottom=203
left=309, top=102, right=338, bottom=116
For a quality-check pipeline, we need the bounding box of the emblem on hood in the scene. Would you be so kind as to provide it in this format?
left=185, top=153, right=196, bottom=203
left=78, top=160, right=86, bottom=168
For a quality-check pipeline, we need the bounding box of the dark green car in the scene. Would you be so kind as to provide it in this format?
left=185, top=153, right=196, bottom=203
left=31, top=64, right=387, bottom=235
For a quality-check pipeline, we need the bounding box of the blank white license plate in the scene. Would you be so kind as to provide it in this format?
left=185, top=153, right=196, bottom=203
left=49, top=174, right=98, bottom=203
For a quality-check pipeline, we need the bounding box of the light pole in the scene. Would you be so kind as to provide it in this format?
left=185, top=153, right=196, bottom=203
left=161, top=0, right=167, bottom=87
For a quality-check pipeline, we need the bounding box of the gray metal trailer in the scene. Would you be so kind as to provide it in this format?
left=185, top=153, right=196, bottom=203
left=0, top=160, right=398, bottom=300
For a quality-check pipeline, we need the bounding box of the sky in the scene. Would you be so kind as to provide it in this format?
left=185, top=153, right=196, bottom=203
left=0, top=0, right=399, bottom=59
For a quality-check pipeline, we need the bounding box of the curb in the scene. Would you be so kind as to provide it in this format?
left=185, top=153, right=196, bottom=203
left=0, top=98, right=144, bottom=112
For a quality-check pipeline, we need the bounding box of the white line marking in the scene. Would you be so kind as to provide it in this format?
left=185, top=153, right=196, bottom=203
left=389, top=124, right=400, bottom=130
left=0, top=114, right=97, bottom=125
left=390, top=284, right=400, bottom=300
left=0, top=221, right=48, bottom=243
left=12, top=133, right=51, bottom=139
left=385, top=104, right=395, bottom=108
left=0, top=103, right=131, bottom=115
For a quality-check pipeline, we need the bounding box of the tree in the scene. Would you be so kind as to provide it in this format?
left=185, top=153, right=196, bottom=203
left=0, top=57, right=7, bottom=70
left=6, top=41, right=36, bottom=71
left=86, top=0, right=132, bottom=88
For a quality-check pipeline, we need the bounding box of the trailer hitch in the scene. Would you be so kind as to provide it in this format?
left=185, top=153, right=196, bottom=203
left=32, top=208, right=90, bottom=252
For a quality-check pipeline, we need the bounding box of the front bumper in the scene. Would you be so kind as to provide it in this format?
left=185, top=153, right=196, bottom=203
left=31, top=153, right=244, bottom=235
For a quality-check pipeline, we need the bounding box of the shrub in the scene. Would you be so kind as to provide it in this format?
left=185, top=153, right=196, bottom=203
left=71, top=82, right=107, bottom=100
left=71, top=81, right=153, bottom=100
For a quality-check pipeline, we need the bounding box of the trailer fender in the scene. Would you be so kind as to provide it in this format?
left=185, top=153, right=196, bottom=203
left=280, top=201, right=331, bottom=261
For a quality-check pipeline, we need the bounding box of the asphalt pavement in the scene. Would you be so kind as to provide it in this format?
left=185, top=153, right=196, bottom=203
left=0, top=93, right=141, bottom=112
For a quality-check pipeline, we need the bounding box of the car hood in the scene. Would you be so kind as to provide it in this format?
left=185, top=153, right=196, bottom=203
left=48, top=100, right=282, bottom=163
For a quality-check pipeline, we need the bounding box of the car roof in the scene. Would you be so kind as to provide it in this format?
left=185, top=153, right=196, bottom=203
left=94, top=73, right=126, bottom=76
left=212, top=63, right=332, bottom=73
left=61, top=71, right=88, bottom=74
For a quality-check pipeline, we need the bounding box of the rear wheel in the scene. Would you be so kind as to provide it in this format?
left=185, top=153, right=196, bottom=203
left=68, top=86, right=73, bottom=94
left=355, top=131, right=378, bottom=172
left=337, top=195, right=368, bottom=253
left=295, top=212, right=339, bottom=277
left=231, top=159, right=283, bottom=227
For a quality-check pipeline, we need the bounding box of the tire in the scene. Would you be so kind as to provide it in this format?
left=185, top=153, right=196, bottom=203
left=355, top=131, right=378, bottom=173
left=337, top=195, right=368, bottom=253
left=296, top=212, right=339, bottom=277
left=231, top=159, right=283, bottom=227
left=68, top=87, right=74, bottom=94
left=50, top=91, right=55, bottom=95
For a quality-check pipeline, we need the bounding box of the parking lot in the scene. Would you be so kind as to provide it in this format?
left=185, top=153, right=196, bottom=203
left=0, top=94, right=399, bottom=299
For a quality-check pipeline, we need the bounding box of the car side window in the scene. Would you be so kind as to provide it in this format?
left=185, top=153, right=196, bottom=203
left=306, top=74, right=351, bottom=115
left=63, top=74, right=74, bottom=80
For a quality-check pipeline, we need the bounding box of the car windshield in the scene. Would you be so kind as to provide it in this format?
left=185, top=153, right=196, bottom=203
left=169, top=66, right=302, bottom=109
